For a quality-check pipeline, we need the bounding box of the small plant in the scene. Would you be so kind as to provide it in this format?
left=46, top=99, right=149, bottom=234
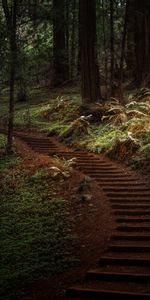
left=78, top=176, right=92, bottom=202
left=108, top=133, right=140, bottom=161
left=0, top=134, right=7, bottom=150
left=62, top=115, right=92, bottom=139
left=50, top=156, right=76, bottom=178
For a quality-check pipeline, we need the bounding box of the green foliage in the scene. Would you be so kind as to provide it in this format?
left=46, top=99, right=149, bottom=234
left=79, top=124, right=126, bottom=153
left=139, top=144, right=150, bottom=160
left=0, top=134, right=7, bottom=149
left=0, top=169, right=75, bottom=299
left=50, top=156, right=76, bottom=178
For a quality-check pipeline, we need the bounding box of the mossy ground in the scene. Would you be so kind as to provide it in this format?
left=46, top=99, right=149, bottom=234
left=0, top=85, right=150, bottom=164
left=0, top=146, right=75, bottom=300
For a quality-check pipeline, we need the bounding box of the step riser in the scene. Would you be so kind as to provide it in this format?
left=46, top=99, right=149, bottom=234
left=111, top=200, right=150, bottom=203
left=66, top=288, right=150, bottom=299
left=112, top=206, right=150, bottom=209
left=116, top=227, right=150, bottom=232
left=116, top=219, right=150, bottom=223
left=100, top=258, right=150, bottom=267
left=86, top=272, right=150, bottom=283
left=108, top=246, right=150, bottom=252
left=108, top=194, right=150, bottom=198
left=114, top=211, right=150, bottom=216
left=112, top=235, right=150, bottom=241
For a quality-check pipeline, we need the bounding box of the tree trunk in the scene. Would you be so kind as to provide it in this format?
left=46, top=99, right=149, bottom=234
left=52, top=0, right=69, bottom=86
left=110, top=0, right=114, bottom=95
left=102, top=0, right=108, bottom=97
left=127, top=0, right=150, bottom=86
left=70, top=0, right=76, bottom=80
left=2, top=0, right=17, bottom=154
left=119, top=0, right=129, bottom=99
left=79, top=0, right=101, bottom=104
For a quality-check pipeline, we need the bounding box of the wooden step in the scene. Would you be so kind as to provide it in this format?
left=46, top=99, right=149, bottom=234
left=116, top=225, right=150, bottom=232
left=112, top=234, right=150, bottom=241
left=99, top=256, right=150, bottom=267
left=104, top=187, right=149, bottom=192
left=107, top=192, right=150, bottom=198
left=112, top=204, right=150, bottom=209
left=86, top=269, right=150, bottom=282
left=108, top=244, right=150, bottom=252
left=114, top=210, right=150, bottom=216
left=116, top=217, right=150, bottom=223
left=67, top=287, right=150, bottom=299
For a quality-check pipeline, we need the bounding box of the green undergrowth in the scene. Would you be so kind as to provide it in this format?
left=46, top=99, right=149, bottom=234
left=0, top=134, right=21, bottom=171
left=74, top=124, right=127, bottom=153
left=0, top=167, right=75, bottom=300
left=0, top=134, right=7, bottom=149
left=0, top=86, right=150, bottom=164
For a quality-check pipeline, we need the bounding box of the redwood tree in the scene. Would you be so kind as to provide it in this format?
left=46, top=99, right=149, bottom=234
left=2, top=0, right=17, bottom=153
left=127, top=0, right=150, bottom=86
left=52, top=0, right=69, bottom=86
left=79, top=0, right=101, bottom=103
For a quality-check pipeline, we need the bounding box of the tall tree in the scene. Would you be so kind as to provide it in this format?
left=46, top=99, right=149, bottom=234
left=2, top=0, right=17, bottom=153
left=127, top=0, right=150, bottom=86
left=119, top=0, right=129, bottom=98
left=52, top=0, right=69, bottom=86
left=110, top=0, right=114, bottom=95
left=79, top=0, right=101, bottom=103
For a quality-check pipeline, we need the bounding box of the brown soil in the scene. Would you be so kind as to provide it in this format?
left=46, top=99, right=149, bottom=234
left=1, top=134, right=114, bottom=300
left=1, top=128, right=149, bottom=300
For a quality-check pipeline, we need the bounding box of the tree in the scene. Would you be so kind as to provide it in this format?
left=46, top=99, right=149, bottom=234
left=127, top=0, right=150, bottom=86
left=2, top=0, right=18, bottom=153
left=79, top=0, right=101, bottom=103
left=52, top=0, right=69, bottom=86
left=110, top=0, right=114, bottom=95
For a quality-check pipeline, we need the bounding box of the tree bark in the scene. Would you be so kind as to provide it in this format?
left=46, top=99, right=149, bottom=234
left=126, top=0, right=150, bottom=86
left=110, top=0, right=114, bottom=95
left=52, top=0, right=69, bottom=86
left=2, top=0, right=17, bottom=153
left=79, top=0, right=101, bottom=104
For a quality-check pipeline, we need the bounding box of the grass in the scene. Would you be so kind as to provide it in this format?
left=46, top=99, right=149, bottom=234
left=0, top=134, right=21, bottom=171
left=0, top=85, right=150, bottom=163
left=0, top=166, right=75, bottom=300
left=0, top=134, right=7, bottom=149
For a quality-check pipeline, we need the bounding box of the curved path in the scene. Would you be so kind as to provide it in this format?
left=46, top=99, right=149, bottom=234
left=2, top=130, right=150, bottom=299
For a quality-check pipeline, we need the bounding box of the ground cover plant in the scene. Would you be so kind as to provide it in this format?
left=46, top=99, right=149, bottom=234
left=0, top=155, right=76, bottom=300
left=0, top=86, right=150, bottom=167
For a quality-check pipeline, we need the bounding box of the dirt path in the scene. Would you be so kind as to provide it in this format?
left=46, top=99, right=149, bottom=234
left=1, top=129, right=150, bottom=299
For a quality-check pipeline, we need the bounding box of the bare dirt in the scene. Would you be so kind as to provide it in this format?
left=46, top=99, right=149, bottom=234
left=3, top=135, right=114, bottom=300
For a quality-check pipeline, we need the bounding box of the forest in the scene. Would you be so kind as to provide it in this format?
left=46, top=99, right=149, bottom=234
left=0, top=1, right=150, bottom=300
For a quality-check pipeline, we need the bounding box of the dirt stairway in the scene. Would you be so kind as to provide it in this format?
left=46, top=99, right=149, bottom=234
left=14, top=136, right=150, bottom=299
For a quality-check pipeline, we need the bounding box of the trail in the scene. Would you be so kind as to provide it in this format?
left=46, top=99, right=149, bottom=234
left=1, top=128, right=150, bottom=299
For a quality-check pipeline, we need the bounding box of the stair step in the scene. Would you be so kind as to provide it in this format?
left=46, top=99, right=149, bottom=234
left=67, top=287, right=150, bottom=299
left=110, top=200, right=150, bottom=204
left=86, top=270, right=150, bottom=282
left=91, top=175, right=135, bottom=179
left=114, top=210, right=150, bottom=216
left=107, top=193, right=150, bottom=198
left=116, top=217, right=150, bottom=223
left=80, top=166, right=117, bottom=170
left=99, top=183, right=144, bottom=187
left=108, top=244, right=150, bottom=252
left=100, top=256, right=150, bottom=267
left=112, top=204, right=150, bottom=209
left=97, top=178, right=140, bottom=182
left=78, top=163, right=113, bottom=167
left=104, top=187, right=149, bottom=192
left=116, top=226, right=150, bottom=232
left=112, top=234, right=150, bottom=241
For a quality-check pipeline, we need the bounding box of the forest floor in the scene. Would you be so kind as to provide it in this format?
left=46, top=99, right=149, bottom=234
left=0, top=84, right=150, bottom=299
left=0, top=132, right=113, bottom=300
